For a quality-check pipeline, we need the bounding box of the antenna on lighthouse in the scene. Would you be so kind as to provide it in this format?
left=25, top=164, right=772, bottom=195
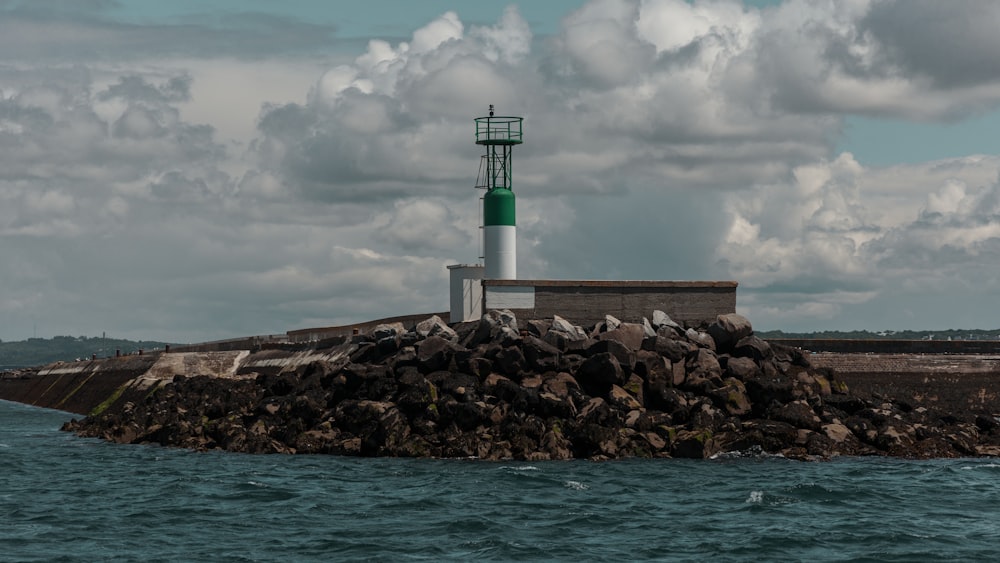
left=474, top=106, right=523, bottom=280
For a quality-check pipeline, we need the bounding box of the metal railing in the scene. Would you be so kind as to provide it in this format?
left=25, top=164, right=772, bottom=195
left=475, top=116, right=523, bottom=144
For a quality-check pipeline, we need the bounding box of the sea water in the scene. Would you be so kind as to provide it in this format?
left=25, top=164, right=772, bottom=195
left=3, top=399, right=1000, bottom=562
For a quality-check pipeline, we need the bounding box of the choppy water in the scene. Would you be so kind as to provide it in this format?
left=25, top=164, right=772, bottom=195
left=3, top=399, right=1000, bottom=562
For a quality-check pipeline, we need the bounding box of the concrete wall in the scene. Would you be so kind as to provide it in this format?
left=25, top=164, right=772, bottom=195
left=170, top=334, right=288, bottom=353
left=0, top=355, right=160, bottom=415
left=483, top=280, right=737, bottom=327
left=0, top=345, right=357, bottom=416
left=448, top=264, right=484, bottom=323
left=805, top=352, right=1000, bottom=415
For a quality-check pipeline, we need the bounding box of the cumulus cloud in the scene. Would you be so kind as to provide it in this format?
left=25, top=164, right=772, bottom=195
left=722, top=153, right=1000, bottom=328
left=5, top=0, right=1000, bottom=342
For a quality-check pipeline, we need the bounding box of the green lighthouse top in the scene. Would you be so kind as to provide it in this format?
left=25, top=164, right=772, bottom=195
left=475, top=106, right=522, bottom=145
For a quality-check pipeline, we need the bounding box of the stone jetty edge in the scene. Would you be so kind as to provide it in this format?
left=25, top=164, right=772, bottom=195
left=6, top=310, right=1000, bottom=460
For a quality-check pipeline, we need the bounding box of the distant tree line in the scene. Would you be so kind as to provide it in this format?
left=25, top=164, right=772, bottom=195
left=0, top=335, right=174, bottom=368
left=756, top=329, right=1000, bottom=341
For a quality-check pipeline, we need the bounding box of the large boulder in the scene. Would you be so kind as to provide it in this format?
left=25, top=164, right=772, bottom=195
left=651, top=310, right=682, bottom=332
left=708, top=378, right=752, bottom=416
left=549, top=315, right=588, bottom=340
left=682, top=348, right=723, bottom=391
left=671, top=429, right=719, bottom=459
left=521, top=335, right=561, bottom=372
left=415, top=336, right=461, bottom=374
left=597, top=323, right=646, bottom=352
left=706, top=313, right=753, bottom=353
left=414, top=315, right=457, bottom=341
left=770, top=400, right=822, bottom=431
left=575, top=352, right=625, bottom=396
left=590, top=314, right=622, bottom=336
left=465, top=309, right=519, bottom=347
left=371, top=322, right=405, bottom=341
left=734, top=335, right=773, bottom=363
left=585, top=339, right=636, bottom=371
left=642, top=334, right=693, bottom=363
left=685, top=328, right=716, bottom=351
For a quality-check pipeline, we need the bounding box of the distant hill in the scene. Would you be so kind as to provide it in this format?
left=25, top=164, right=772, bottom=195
left=756, top=329, right=1000, bottom=341
left=0, top=335, right=173, bottom=369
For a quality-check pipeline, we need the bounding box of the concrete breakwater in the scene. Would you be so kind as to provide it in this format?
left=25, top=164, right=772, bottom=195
left=4, top=311, right=1000, bottom=459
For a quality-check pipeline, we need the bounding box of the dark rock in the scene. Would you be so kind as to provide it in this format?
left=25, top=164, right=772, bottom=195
left=416, top=336, right=460, bottom=374
left=641, top=317, right=657, bottom=339
left=597, top=323, right=646, bottom=352
left=706, top=313, right=753, bottom=353
left=682, top=348, right=723, bottom=391
left=450, top=320, right=481, bottom=346
left=575, top=352, right=625, bottom=397
left=651, top=310, right=682, bottom=332
left=609, top=384, right=642, bottom=411
left=724, top=356, right=761, bottom=380
left=396, top=370, right=435, bottom=417
left=578, top=397, right=614, bottom=425
left=641, top=335, right=692, bottom=363
left=371, top=322, right=405, bottom=341
left=685, top=328, right=716, bottom=351
left=415, top=315, right=457, bottom=341
left=671, top=429, right=719, bottom=459
left=590, top=314, right=622, bottom=337
left=734, top=336, right=773, bottom=363
left=458, top=355, right=493, bottom=381
left=350, top=342, right=378, bottom=364
left=585, top=339, right=636, bottom=371
left=494, top=346, right=526, bottom=379
left=390, top=346, right=419, bottom=372
left=521, top=335, right=561, bottom=372
left=484, top=373, right=519, bottom=403
left=426, top=371, right=479, bottom=403
left=770, top=400, right=822, bottom=431
left=707, top=378, right=752, bottom=416
left=742, top=363, right=800, bottom=411
left=60, top=311, right=1000, bottom=462
left=977, top=415, right=1000, bottom=432
left=740, top=420, right=801, bottom=453
left=525, top=319, right=550, bottom=337
left=375, top=336, right=400, bottom=358
left=570, top=422, right=617, bottom=459
left=465, top=309, right=519, bottom=348
left=547, top=315, right=588, bottom=341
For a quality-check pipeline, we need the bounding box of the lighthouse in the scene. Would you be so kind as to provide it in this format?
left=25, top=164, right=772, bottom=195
left=475, top=106, right=523, bottom=279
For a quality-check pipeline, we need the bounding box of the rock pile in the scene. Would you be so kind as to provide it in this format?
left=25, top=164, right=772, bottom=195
left=63, top=311, right=1000, bottom=460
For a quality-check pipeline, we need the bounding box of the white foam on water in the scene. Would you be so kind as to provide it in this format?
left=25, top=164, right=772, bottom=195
left=710, top=445, right=779, bottom=460
left=564, top=480, right=589, bottom=491
left=961, top=463, right=1000, bottom=470
left=503, top=465, right=540, bottom=472
left=746, top=490, right=763, bottom=504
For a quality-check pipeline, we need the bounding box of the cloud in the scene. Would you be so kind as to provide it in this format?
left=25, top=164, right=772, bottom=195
left=862, top=0, right=1000, bottom=88
left=5, top=0, right=1000, bottom=342
left=751, top=0, right=1000, bottom=120
left=0, top=2, right=343, bottom=61
left=722, top=152, right=1000, bottom=329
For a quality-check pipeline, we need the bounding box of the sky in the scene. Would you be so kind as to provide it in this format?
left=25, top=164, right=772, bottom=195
left=3, top=0, right=1000, bottom=343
